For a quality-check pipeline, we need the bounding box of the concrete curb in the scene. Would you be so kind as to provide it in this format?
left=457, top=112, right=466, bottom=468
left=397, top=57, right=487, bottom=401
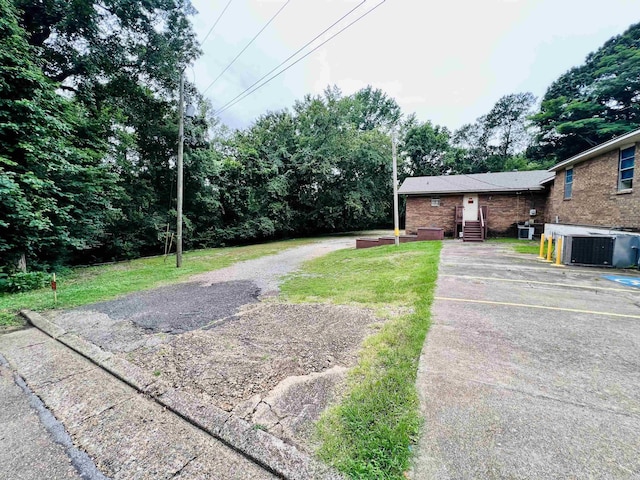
left=21, top=310, right=345, bottom=480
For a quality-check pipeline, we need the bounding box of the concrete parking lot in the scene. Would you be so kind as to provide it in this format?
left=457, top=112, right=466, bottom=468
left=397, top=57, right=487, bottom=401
left=412, top=240, right=640, bottom=479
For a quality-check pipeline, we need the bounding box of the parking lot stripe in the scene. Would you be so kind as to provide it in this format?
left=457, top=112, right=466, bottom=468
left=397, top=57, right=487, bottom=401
left=434, top=297, right=640, bottom=319
left=440, top=275, right=638, bottom=293
left=442, top=262, right=555, bottom=271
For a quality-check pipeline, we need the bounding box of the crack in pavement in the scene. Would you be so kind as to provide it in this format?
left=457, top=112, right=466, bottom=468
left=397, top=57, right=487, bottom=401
left=76, top=395, right=136, bottom=426
left=17, top=341, right=48, bottom=349
left=430, top=371, right=640, bottom=419
left=170, top=454, right=199, bottom=479
left=33, top=366, right=98, bottom=389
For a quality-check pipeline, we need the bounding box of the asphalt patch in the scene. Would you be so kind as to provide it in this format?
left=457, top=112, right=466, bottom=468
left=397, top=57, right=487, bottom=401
left=86, top=280, right=260, bottom=334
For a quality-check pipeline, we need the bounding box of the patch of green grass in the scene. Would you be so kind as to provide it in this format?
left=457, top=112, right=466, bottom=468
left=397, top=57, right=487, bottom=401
left=0, top=311, right=20, bottom=327
left=0, top=239, right=315, bottom=321
left=487, top=238, right=540, bottom=255
left=512, top=243, right=541, bottom=255
left=280, top=242, right=442, bottom=479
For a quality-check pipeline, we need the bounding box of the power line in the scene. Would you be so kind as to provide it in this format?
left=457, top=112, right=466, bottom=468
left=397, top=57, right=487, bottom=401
left=202, top=0, right=291, bottom=95
left=208, top=0, right=367, bottom=114
left=201, top=0, right=234, bottom=45
left=213, top=0, right=386, bottom=117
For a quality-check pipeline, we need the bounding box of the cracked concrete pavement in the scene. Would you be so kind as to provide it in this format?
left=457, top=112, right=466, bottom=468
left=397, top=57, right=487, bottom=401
left=0, top=328, right=276, bottom=480
left=411, top=241, right=640, bottom=479
left=0, top=355, right=87, bottom=480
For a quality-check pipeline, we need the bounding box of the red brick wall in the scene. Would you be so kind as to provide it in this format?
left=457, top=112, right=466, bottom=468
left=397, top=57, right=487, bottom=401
left=547, top=143, right=640, bottom=230
left=405, top=195, right=462, bottom=236
left=480, top=192, right=548, bottom=235
left=405, top=191, right=548, bottom=237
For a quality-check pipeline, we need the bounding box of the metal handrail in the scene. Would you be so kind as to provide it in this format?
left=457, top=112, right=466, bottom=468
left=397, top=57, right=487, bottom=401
left=479, top=205, right=485, bottom=228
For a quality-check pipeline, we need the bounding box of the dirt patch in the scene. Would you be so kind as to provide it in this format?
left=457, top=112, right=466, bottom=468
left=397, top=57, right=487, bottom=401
left=126, top=303, right=382, bottom=412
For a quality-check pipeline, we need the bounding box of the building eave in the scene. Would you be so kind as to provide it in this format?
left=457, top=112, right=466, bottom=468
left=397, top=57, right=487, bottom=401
left=549, top=128, right=640, bottom=172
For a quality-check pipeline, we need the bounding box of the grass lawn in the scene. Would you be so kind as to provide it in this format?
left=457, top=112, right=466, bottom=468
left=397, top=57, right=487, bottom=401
left=0, top=238, right=315, bottom=327
left=487, top=237, right=541, bottom=255
left=280, top=241, right=442, bottom=479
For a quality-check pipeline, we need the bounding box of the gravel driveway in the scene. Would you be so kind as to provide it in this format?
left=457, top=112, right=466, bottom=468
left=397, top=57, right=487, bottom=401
left=191, top=237, right=357, bottom=295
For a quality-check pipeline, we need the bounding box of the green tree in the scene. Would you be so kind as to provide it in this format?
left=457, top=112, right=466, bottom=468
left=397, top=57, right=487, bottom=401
left=530, top=22, right=640, bottom=162
left=0, top=0, right=120, bottom=270
left=452, top=119, right=493, bottom=173
left=453, top=92, right=536, bottom=173
left=14, top=0, right=199, bottom=89
left=485, top=92, right=536, bottom=161
left=403, top=121, right=452, bottom=176
left=11, top=0, right=201, bottom=261
left=346, top=85, right=401, bottom=131
left=209, top=86, right=395, bottom=241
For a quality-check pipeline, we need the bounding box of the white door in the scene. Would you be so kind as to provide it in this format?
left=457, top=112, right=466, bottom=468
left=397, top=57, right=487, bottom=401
left=463, top=194, right=478, bottom=222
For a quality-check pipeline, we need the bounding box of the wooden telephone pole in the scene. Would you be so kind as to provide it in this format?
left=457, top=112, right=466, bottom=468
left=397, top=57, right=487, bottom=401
left=176, top=72, right=185, bottom=268
left=392, top=130, right=400, bottom=246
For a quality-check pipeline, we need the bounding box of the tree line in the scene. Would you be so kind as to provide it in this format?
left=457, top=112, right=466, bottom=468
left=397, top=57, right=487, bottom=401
left=1, top=0, right=639, bottom=274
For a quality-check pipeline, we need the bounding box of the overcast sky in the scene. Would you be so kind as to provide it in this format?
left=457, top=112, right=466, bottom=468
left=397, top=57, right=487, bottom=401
left=190, top=0, right=637, bottom=131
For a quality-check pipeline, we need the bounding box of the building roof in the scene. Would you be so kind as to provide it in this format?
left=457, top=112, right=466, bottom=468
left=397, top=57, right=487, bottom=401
left=549, top=127, right=640, bottom=172
left=398, top=170, right=554, bottom=195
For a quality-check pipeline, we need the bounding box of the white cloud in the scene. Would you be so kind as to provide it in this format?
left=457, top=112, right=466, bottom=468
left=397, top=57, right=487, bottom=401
left=191, top=0, right=637, bottom=131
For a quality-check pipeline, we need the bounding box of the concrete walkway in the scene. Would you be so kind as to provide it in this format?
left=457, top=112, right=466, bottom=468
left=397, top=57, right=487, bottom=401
left=0, top=358, right=84, bottom=480
left=412, top=241, right=640, bottom=479
left=0, top=328, right=276, bottom=480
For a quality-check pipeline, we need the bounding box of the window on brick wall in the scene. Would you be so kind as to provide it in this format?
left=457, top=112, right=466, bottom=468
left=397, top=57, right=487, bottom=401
left=564, top=168, right=573, bottom=199
left=431, top=197, right=440, bottom=207
left=619, top=146, right=635, bottom=191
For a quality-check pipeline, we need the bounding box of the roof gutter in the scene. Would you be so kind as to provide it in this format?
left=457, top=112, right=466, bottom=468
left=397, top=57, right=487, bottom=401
left=399, top=186, right=547, bottom=195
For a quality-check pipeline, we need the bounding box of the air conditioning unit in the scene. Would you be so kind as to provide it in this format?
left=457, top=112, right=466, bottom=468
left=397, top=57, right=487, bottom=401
left=517, top=225, right=534, bottom=240
left=566, top=235, right=615, bottom=266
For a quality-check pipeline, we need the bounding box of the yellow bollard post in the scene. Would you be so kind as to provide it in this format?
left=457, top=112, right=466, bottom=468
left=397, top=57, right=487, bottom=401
left=553, top=237, right=565, bottom=267
left=538, top=233, right=546, bottom=259
left=545, top=236, right=553, bottom=262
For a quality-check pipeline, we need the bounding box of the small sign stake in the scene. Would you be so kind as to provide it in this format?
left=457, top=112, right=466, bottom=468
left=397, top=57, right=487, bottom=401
left=51, top=273, right=57, bottom=305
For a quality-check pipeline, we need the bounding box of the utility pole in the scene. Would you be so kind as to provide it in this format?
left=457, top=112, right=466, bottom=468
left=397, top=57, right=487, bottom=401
left=392, top=129, right=400, bottom=246
left=176, top=71, right=185, bottom=268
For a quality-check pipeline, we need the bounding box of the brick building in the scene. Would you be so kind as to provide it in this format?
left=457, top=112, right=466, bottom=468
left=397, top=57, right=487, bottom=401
left=400, top=128, right=639, bottom=240
left=399, top=170, right=553, bottom=240
left=546, top=128, right=639, bottom=231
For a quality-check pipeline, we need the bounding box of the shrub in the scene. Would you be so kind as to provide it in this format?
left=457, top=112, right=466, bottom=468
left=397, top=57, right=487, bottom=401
left=0, top=271, right=49, bottom=294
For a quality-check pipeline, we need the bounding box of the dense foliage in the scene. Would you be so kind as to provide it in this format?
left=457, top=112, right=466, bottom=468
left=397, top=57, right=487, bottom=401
left=1, top=0, right=120, bottom=270
left=1, top=0, right=638, bottom=272
left=530, top=22, right=640, bottom=162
